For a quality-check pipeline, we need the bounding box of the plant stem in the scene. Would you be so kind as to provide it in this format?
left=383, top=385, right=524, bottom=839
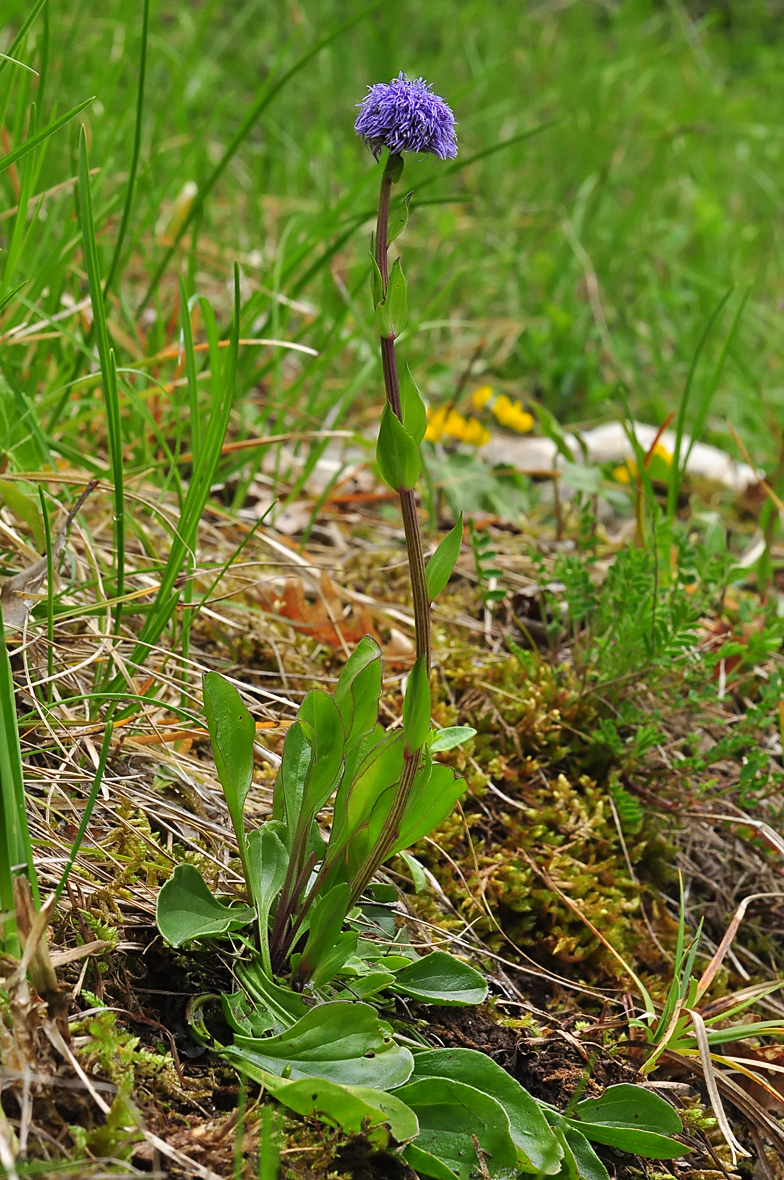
left=342, top=154, right=434, bottom=905
left=375, top=155, right=431, bottom=670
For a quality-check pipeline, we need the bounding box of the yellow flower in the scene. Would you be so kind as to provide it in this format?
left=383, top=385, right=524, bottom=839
left=651, top=442, right=672, bottom=465
left=462, top=417, right=491, bottom=447
left=424, top=404, right=449, bottom=442
left=471, top=385, right=493, bottom=410
left=444, top=408, right=468, bottom=437
left=424, top=404, right=490, bottom=447
left=491, top=394, right=534, bottom=434
left=613, top=463, right=633, bottom=485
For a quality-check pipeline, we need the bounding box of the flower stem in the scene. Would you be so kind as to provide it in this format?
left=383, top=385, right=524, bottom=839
left=343, top=154, right=434, bottom=907
left=375, top=154, right=431, bottom=671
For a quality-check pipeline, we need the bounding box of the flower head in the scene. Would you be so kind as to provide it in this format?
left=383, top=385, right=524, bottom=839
left=355, top=73, right=457, bottom=161
left=424, top=404, right=489, bottom=447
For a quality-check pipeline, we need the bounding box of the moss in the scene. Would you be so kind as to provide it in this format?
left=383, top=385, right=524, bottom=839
left=410, top=646, right=675, bottom=987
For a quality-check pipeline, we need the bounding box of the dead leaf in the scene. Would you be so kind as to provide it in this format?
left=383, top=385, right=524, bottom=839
left=258, top=572, right=382, bottom=649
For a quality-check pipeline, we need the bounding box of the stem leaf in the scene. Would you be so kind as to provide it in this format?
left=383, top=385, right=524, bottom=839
left=400, top=364, right=427, bottom=445
left=376, top=405, right=419, bottom=491
left=425, top=514, right=463, bottom=600
left=375, top=257, right=407, bottom=338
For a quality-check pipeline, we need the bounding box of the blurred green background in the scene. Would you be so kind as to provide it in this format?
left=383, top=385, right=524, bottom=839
left=4, top=0, right=784, bottom=467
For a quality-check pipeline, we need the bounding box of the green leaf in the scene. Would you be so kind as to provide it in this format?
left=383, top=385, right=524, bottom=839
left=246, top=824, right=289, bottom=977
left=298, top=689, right=345, bottom=816
left=333, top=636, right=383, bottom=749
left=411, top=1049, right=562, bottom=1174
left=376, top=405, right=420, bottom=492
left=369, top=242, right=383, bottom=307
left=222, top=990, right=275, bottom=1037
left=257, top=1072, right=418, bottom=1150
left=236, top=960, right=309, bottom=1032
left=392, top=763, right=466, bottom=855
left=564, top=1121, right=685, bottom=1159
left=203, top=672, right=255, bottom=870
left=395, top=1077, right=518, bottom=1180
left=398, top=851, right=427, bottom=893
left=561, top=1126, right=609, bottom=1180
left=330, top=730, right=405, bottom=865
left=403, top=655, right=431, bottom=754
left=567, top=1083, right=686, bottom=1159
left=391, top=952, right=487, bottom=1007
left=0, top=97, right=94, bottom=175
left=226, top=1001, right=414, bottom=1089
left=307, top=930, right=358, bottom=990
left=388, top=191, right=413, bottom=245
left=429, top=726, right=476, bottom=753
left=546, top=1121, right=608, bottom=1180
left=402, top=1143, right=458, bottom=1180
left=400, top=364, right=427, bottom=445
left=297, top=883, right=352, bottom=984
left=156, top=864, right=255, bottom=947
left=574, top=1085, right=682, bottom=1135
left=425, top=515, right=463, bottom=601
left=272, top=721, right=312, bottom=847
left=375, top=257, right=407, bottom=337
left=534, top=404, right=574, bottom=463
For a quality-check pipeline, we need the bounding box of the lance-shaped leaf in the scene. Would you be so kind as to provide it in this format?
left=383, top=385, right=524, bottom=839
left=296, top=882, right=352, bottom=984
left=375, top=257, right=407, bottom=338
left=272, top=720, right=312, bottom=850
left=298, top=689, right=345, bottom=816
left=388, top=191, right=413, bottom=245
left=425, top=514, right=463, bottom=601
left=400, top=364, right=427, bottom=444
left=391, top=762, right=466, bottom=855
left=377, top=405, right=419, bottom=492
left=203, top=673, right=256, bottom=871
left=429, top=726, right=476, bottom=752
left=403, top=655, right=431, bottom=755
left=328, top=731, right=405, bottom=869
left=246, top=823, right=289, bottom=977
left=308, top=930, right=359, bottom=990
left=156, top=864, right=255, bottom=947
left=368, top=234, right=384, bottom=306
left=333, top=636, right=383, bottom=750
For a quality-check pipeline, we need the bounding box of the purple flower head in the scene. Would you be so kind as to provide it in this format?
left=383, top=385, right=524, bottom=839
left=355, top=73, right=457, bottom=161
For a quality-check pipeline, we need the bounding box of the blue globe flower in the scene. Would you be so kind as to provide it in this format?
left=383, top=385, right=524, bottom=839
left=355, top=73, right=458, bottom=161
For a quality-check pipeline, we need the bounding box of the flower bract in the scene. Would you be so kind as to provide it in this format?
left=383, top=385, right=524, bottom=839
left=355, top=73, right=457, bottom=160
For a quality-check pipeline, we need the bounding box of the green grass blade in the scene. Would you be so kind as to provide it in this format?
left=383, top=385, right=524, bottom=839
left=0, top=95, right=93, bottom=175
left=0, top=0, right=48, bottom=82
left=37, top=485, right=54, bottom=704
left=0, top=355, right=52, bottom=468
left=0, top=603, right=38, bottom=942
left=111, top=266, right=241, bottom=698
left=178, top=276, right=201, bottom=463
left=666, top=285, right=733, bottom=518
left=102, top=0, right=149, bottom=299
left=79, top=128, right=125, bottom=628
left=52, top=723, right=113, bottom=908
left=138, top=3, right=380, bottom=309
left=2, top=103, right=36, bottom=297
left=684, top=285, right=751, bottom=470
